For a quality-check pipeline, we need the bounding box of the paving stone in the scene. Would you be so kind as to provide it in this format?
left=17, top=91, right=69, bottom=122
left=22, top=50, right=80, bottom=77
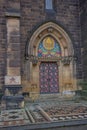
left=84, top=115, right=87, bottom=118
left=66, top=116, right=72, bottom=120
left=72, top=116, right=78, bottom=119
left=59, top=117, right=65, bottom=120
left=0, top=109, right=31, bottom=127
left=1, top=101, right=87, bottom=127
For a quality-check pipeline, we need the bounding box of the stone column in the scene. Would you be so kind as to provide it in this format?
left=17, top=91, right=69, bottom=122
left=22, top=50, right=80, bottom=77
left=2, top=12, right=24, bottom=109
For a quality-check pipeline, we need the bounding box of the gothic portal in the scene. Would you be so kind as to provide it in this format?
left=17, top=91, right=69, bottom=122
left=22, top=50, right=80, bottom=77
left=23, top=22, right=77, bottom=97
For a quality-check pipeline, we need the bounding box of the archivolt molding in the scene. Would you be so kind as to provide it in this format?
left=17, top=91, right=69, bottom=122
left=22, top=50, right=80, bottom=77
left=28, top=22, right=74, bottom=56
left=24, top=22, right=77, bottom=93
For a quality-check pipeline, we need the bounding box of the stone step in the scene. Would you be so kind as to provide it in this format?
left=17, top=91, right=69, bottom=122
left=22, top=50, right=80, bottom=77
left=37, top=93, right=73, bottom=102
left=24, top=92, right=75, bottom=103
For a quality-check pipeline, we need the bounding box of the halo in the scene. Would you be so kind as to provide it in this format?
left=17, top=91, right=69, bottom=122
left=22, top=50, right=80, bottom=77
left=43, top=37, right=54, bottom=50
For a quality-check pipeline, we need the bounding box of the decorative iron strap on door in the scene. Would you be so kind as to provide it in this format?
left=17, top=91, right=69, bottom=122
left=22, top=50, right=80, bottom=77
left=40, top=62, right=59, bottom=93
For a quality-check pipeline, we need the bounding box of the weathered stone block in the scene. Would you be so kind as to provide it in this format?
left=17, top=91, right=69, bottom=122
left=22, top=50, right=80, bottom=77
left=5, top=76, right=21, bottom=85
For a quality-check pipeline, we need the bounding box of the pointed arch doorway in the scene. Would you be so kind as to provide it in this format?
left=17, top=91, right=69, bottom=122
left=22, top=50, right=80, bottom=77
left=38, top=36, right=61, bottom=94
left=24, top=22, right=77, bottom=97
left=40, top=62, right=59, bottom=94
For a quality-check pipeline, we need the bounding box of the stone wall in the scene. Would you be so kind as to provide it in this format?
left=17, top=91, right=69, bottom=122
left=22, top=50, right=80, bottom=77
left=0, top=0, right=83, bottom=89
left=20, top=0, right=82, bottom=79
left=80, top=0, right=87, bottom=80
left=0, top=0, right=6, bottom=88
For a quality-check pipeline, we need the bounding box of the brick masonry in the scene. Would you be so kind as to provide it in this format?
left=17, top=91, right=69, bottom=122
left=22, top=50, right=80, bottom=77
left=0, top=0, right=85, bottom=89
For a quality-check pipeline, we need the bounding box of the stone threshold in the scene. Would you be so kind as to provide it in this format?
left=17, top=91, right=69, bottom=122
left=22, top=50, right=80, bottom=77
left=38, top=93, right=75, bottom=102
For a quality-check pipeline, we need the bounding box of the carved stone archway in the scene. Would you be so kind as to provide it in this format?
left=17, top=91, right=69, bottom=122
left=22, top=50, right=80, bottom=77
left=29, top=22, right=74, bottom=56
left=23, top=22, right=77, bottom=96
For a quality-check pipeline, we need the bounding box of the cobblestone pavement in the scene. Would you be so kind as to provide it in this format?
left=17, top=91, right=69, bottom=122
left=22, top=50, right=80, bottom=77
left=0, top=100, right=87, bottom=128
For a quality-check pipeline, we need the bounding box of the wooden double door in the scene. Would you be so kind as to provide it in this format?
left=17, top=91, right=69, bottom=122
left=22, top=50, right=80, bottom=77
left=39, top=62, right=59, bottom=94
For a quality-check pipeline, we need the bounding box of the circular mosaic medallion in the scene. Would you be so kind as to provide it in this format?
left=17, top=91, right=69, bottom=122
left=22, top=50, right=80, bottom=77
left=43, top=37, right=54, bottom=50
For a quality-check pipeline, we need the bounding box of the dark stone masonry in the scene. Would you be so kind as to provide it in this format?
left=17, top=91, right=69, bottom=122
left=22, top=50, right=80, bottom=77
left=80, top=0, right=87, bottom=80
left=1, top=1, right=87, bottom=129
left=0, top=0, right=85, bottom=89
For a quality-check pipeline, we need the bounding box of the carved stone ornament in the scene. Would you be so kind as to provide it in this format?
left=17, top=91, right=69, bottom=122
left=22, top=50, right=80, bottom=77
left=5, top=76, right=21, bottom=85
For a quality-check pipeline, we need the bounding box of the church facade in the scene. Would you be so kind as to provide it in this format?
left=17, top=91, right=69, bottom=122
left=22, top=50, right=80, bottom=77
left=0, top=0, right=86, bottom=108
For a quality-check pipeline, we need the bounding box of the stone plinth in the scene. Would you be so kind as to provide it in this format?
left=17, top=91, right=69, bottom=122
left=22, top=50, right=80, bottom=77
left=2, top=85, right=24, bottom=110
left=2, top=95, right=24, bottom=110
